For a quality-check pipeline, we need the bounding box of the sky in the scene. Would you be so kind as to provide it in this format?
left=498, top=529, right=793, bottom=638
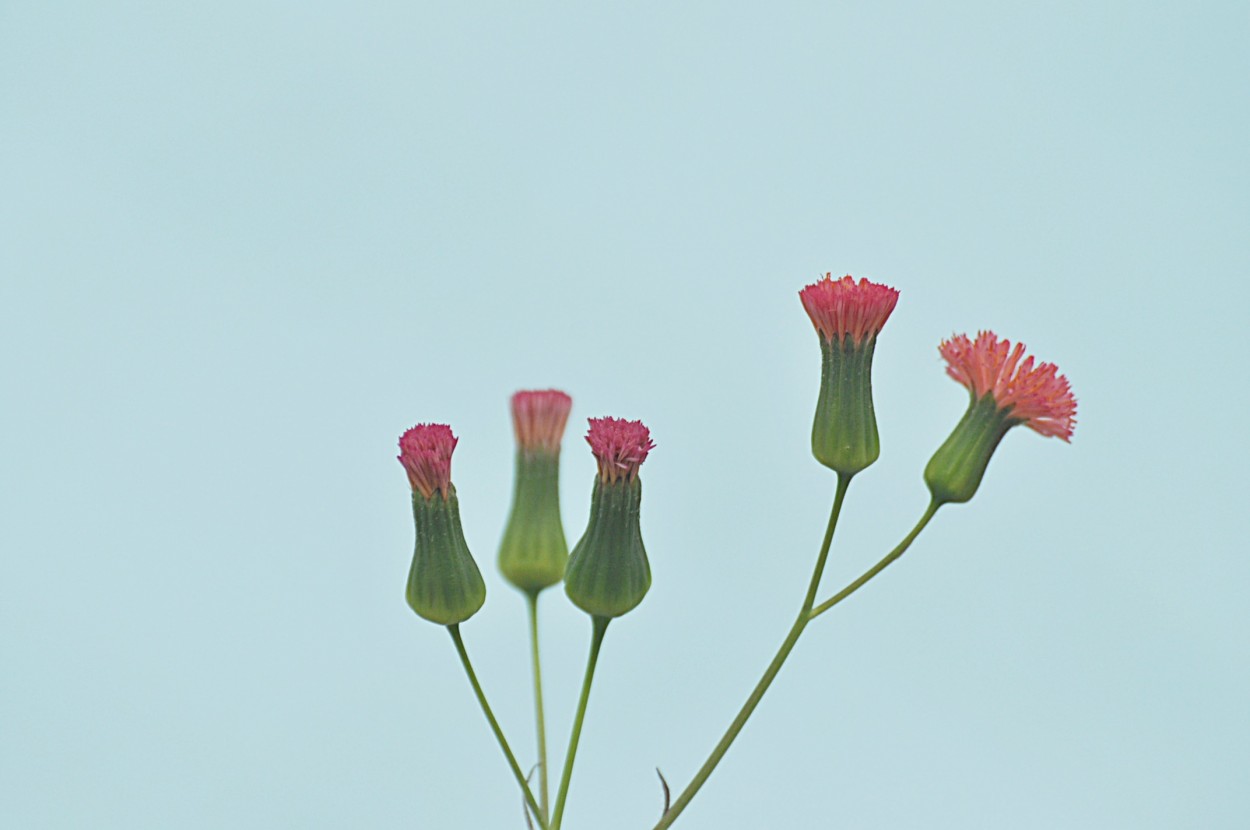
left=2, top=2, right=1248, bottom=828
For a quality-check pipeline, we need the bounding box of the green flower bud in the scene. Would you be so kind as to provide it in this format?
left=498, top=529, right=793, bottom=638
left=398, top=425, right=486, bottom=624
left=811, top=334, right=882, bottom=475
left=924, top=394, right=1015, bottom=505
left=564, top=418, right=654, bottom=618
left=499, top=450, right=569, bottom=593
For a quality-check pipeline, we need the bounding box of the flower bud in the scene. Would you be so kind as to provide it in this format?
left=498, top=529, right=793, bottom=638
left=925, top=332, right=1077, bottom=504
left=564, top=418, right=654, bottom=618
left=799, top=274, right=900, bottom=476
left=398, top=424, right=486, bottom=624
left=498, top=390, right=572, bottom=594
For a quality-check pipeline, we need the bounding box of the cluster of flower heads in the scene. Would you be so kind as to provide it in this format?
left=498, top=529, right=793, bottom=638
left=939, top=331, right=1077, bottom=441
left=799, top=274, right=1076, bottom=441
left=399, top=412, right=656, bottom=493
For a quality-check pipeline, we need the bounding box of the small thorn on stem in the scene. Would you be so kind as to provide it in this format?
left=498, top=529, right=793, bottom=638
left=656, top=767, right=671, bottom=815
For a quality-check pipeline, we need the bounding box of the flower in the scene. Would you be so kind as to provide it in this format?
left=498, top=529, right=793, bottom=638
left=925, top=332, right=1077, bottom=505
left=799, top=274, right=900, bottom=476
left=938, top=331, right=1077, bottom=441
left=396, top=423, right=486, bottom=624
left=499, top=389, right=574, bottom=593
left=565, top=418, right=655, bottom=618
left=398, top=423, right=457, bottom=500
left=799, top=274, right=900, bottom=346
left=585, top=417, right=655, bottom=484
left=511, top=389, right=573, bottom=454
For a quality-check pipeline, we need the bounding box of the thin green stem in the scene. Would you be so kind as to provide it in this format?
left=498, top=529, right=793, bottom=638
left=653, top=474, right=852, bottom=830
left=808, top=499, right=940, bottom=621
left=803, top=473, right=852, bottom=611
left=549, top=615, right=610, bottom=830
left=447, top=625, right=548, bottom=830
left=526, top=590, right=551, bottom=822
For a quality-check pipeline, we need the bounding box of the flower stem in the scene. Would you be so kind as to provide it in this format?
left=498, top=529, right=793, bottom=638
left=526, top=590, right=551, bottom=821
left=549, top=615, right=610, bottom=830
left=447, top=625, right=548, bottom=830
left=807, top=499, right=940, bottom=621
left=653, top=474, right=852, bottom=830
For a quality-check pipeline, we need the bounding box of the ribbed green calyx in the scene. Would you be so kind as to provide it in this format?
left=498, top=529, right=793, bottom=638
left=925, top=393, right=1019, bottom=505
left=812, top=333, right=881, bottom=475
left=498, top=449, right=568, bottom=593
left=406, top=485, right=486, bottom=624
left=564, top=477, right=650, bottom=618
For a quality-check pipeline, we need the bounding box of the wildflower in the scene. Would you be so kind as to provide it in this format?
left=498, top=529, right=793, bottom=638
left=799, top=274, right=900, bottom=476
left=564, top=418, right=655, bottom=618
left=398, top=424, right=486, bottom=624
left=925, top=332, right=1077, bottom=504
left=499, top=390, right=573, bottom=594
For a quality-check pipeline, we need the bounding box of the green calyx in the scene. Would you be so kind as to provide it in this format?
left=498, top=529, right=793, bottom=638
left=498, top=449, right=569, bottom=594
left=564, top=476, right=650, bottom=618
left=811, top=334, right=881, bottom=476
left=925, top=393, right=1019, bottom=505
left=406, top=485, right=487, bottom=624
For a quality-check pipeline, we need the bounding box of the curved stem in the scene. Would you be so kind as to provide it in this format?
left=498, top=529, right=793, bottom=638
left=654, top=474, right=852, bottom=830
left=526, top=591, right=551, bottom=821
left=808, top=499, right=940, bottom=621
left=448, top=625, right=548, bottom=830
left=549, top=615, right=610, bottom=830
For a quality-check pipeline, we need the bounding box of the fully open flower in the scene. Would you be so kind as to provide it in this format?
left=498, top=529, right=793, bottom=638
left=926, top=332, right=1077, bottom=505
left=396, top=423, right=485, bottom=624
left=565, top=417, right=655, bottom=618
left=799, top=274, right=900, bottom=476
left=938, top=331, right=1077, bottom=441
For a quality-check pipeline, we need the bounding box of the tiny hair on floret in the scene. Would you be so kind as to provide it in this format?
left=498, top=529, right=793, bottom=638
left=585, top=417, right=654, bottom=483
left=799, top=274, right=900, bottom=345
left=511, top=389, right=573, bottom=453
left=939, top=331, right=1077, bottom=441
left=398, top=423, right=458, bottom=499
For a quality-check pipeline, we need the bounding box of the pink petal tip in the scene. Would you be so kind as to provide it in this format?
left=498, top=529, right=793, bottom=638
left=511, top=389, right=573, bottom=453
left=799, top=274, right=900, bottom=345
left=398, top=423, right=458, bottom=499
left=585, top=417, right=655, bottom=483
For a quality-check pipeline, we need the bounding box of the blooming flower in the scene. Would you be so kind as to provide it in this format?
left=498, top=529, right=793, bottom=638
left=565, top=417, right=655, bottom=618
left=938, top=331, right=1077, bottom=441
left=397, top=423, right=485, bottom=624
left=925, top=332, right=1077, bottom=505
left=799, top=274, right=900, bottom=476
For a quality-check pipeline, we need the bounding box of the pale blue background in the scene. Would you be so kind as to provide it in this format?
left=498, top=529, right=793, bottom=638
left=2, top=2, right=1247, bottom=828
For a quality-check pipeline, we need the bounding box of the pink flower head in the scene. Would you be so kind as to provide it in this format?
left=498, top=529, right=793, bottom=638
left=939, top=331, right=1078, bottom=441
left=799, top=274, right=900, bottom=345
left=398, top=423, right=458, bottom=499
left=586, top=417, right=655, bottom=483
left=511, top=389, right=573, bottom=453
